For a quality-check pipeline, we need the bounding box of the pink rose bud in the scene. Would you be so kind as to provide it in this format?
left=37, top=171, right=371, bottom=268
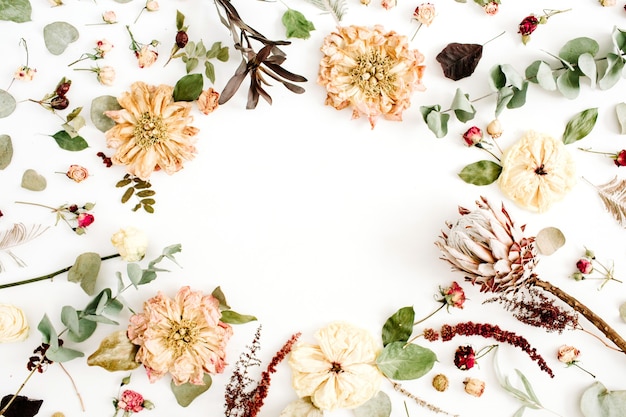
left=463, top=378, right=485, bottom=397
left=483, top=1, right=498, bottom=15
left=462, top=126, right=483, bottom=146
left=454, top=345, right=476, bottom=370
left=381, top=0, right=396, bottom=9
left=518, top=16, right=539, bottom=36
left=557, top=345, right=580, bottom=364
left=442, top=281, right=466, bottom=309
left=614, top=150, right=626, bottom=167
left=197, top=88, right=220, bottom=115
left=96, top=39, right=114, bottom=55
left=102, top=11, right=117, bottom=23
left=118, top=390, right=145, bottom=413
left=77, top=213, right=95, bottom=228
left=576, top=258, right=593, bottom=274
left=66, top=165, right=89, bottom=182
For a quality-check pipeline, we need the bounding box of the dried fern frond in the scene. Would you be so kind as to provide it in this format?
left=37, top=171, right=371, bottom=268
left=0, top=223, right=49, bottom=272
left=589, top=176, right=626, bottom=227
left=303, top=0, right=347, bottom=24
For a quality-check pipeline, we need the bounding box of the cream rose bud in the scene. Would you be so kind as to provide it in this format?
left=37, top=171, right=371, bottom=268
left=557, top=345, right=580, bottom=364
left=102, top=10, right=117, bottom=23
left=463, top=377, right=485, bottom=397
left=111, top=227, right=148, bottom=262
left=66, top=164, right=89, bottom=182
left=145, top=0, right=159, bottom=11
left=97, top=66, right=116, bottom=86
left=0, top=304, right=29, bottom=343
left=137, top=46, right=158, bottom=68
left=413, top=3, right=436, bottom=26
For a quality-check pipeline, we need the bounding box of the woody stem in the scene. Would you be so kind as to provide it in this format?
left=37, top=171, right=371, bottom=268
left=532, top=278, right=626, bottom=353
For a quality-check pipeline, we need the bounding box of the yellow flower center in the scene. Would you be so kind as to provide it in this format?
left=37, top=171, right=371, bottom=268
left=350, top=49, right=396, bottom=98
left=134, top=112, right=168, bottom=148
left=166, top=319, right=199, bottom=356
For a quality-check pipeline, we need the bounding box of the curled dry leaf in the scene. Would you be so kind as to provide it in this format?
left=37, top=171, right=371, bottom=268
left=535, top=227, right=566, bottom=255
left=436, top=43, right=483, bottom=81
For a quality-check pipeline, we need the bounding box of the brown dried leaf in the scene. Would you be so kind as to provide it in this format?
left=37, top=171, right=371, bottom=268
left=436, top=43, right=483, bottom=81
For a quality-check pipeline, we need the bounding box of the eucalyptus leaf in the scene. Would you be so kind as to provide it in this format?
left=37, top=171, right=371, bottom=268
left=87, top=330, right=140, bottom=371
left=0, top=89, right=16, bottom=118
left=525, top=60, right=557, bottom=91
left=581, top=381, right=626, bottom=417
left=46, top=345, right=84, bottom=362
left=37, top=314, right=57, bottom=345
left=612, top=27, right=626, bottom=54
left=420, top=105, right=449, bottom=138
left=282, top=9, right=315, bottom=39
left=43, top=21, right=79, bottom=55
left=381, top=306, right=414, bottom=346
left=598, top=53, right=625, bottom=90
left=61, top=305, right=80, bottom=335
left=90, top=95, right=122, bottom=132
left=507, top=82, right=529, bottom=110
left=21, top=169, right=46, bottom=191
left=0, top=134, right=13, bottom=169
left=66, top=316, right=98, bottom=342
left=173, top=73, right=203, bottom=101
left=0, top=0, right=31, bottom=23
left=353, top=391, right=391, bottom=417
left=535, top=227, right=566, bottom=255
left=458, top=160, right=502, bottom=185
left=171, top=373, right=212, bottom=407
left=81, top=314, right=118, bottom=325
left=616, top=103, right=626, bottom=134
left=279, top=398, right=323, bottom=417
left=126, top=262, right=143, bottom=287
left=495, top=86, right=514, bottom=116
left=67, top=252, right=102, bottom=295
left=51, top=130, right=89, bottom=151
left=375, top=341, right=436, bottom=380
left=451, top=88, right=476, bottom=123
left=577, top=53, right=597, bottom=88
left=559, top=37, right=599, bottom=64
left=556, top=70, right=581, bottom=99
left=220, top=310, right=257, bottom=324
left=562, top=108, right=598, bottom=144
left=619, top=302, right=626, bottom=322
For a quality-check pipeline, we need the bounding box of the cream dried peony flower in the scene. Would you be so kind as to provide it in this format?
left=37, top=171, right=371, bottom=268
left=111, top=227, right=148, bottom=262
left=127, top=286, right=233, bottom=385
left=0, top=304, right=29, bottom=343
left=498, top=131, right=576, bottom=212
left=288, top=322, right=382, bottom=411
left=318, top=25, right=425, bottom=129
left=105, top=81, right=199, bottom=180
left=436, top=197, right=538, bottom=292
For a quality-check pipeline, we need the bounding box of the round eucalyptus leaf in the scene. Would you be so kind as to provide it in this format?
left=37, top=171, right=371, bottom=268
left=91, top=95, right=122, bottom=132
left=535, top=227, right=566, bottom=256
left=0, top=134, right=13, bottom=169
left=43, top=21, right=79, bottom=55
left=0, top=89, right=16, bottom=118
left=354, top=391, right=391, bottom=417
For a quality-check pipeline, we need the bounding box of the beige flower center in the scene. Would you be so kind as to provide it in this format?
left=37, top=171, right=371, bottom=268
left=166, top=319, right=199, bottom=356
left=134, top=112, right=168, bottom=148
left=329, top=361, right=344, bottom=374
left=350, top=49, right=396, bottom=98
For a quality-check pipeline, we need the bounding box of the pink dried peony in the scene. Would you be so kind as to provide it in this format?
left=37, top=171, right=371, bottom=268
left=127, top=286, right=233, bottom=385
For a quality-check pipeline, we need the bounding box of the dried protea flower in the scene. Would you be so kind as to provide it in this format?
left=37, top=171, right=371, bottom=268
left=435, top=196, right=537, bottom=293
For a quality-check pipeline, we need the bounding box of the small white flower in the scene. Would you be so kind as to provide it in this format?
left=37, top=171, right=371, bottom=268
left=111, top=227, right=148, bottom=262
left=0, top=304, right=29, bottom=343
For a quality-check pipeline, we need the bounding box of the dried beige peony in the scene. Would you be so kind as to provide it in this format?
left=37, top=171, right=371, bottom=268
left=0, top=304, right=29, bottom=343
left=111, top=227, right=148, bottom=262
left=288, top=322, right=382, bottom=411
left=318, top=25, right=425, bottom=129
left=498, top=131, right=576, bottom=212
left=127, top=286, right=233, bottom=385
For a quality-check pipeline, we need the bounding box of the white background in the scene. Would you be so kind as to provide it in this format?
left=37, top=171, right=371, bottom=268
left=1, top=1, right=626, bottom=416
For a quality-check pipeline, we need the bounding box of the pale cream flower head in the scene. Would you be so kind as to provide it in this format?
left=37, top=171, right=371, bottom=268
left=288, top=321, right=382, bottom=411
left=111, top=227, right=148, bottom=262
left=498, top=131, right=576, bottom=212
left=0, top=304, right=29, bottom=343
left=318, top=25, right=425, bottom=129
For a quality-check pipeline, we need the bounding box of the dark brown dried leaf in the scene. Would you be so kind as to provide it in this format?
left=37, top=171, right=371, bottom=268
left=436, top=43, right=483, bottom=81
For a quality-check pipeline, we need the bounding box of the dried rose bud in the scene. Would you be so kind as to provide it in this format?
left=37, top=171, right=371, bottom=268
left=483, top=1, right=498, bottom=15
left=576, top=258, right=593, bottom=274
left=571, top=271, right=585, bottom=281
left=197, top=88, right=220, bottom=115
left=486, top=119, right=503, bottom=139
left=557, top=345, right=580, bottom=364
left=462, top=126, right=483, bottom=147
left=66, top=165, right=89, bottom=182
left=136, top=45, right=159, bottom=68
left=55, top=81, right=72, bottom=97
left=117, top=390, right=146, bottom=413
left=77, top=212, right=95, bottom=228
left=463, top=377, right=485, bottom=397
left=102, top=10, right=117, bottom=23
left=360, top=0, right=371, bottom=5
left=68, top=204, right=78, bottom=213
left=432, top=374, right=449, bottom=392
left=440, top=281, right=466, bottom=309
left=454, top=345, right=476, bottom=370
left=380, top=0, right=396, bottom=9
left=145, top=0, right=159, bottom=11
left=175, top=31, right=189, bottom=49
left=96, top=39, right=114, bottom=56
left=614, top=150, right=626, bottom=166
left=97, top=66, right=116, bottom=86
left=14, top=66, right=37, bottom=81
left=50, top=96, right=69, bottom=110
left=601, top=0, right=616, bottom=5
left=519, top=15, right=539, bottom=36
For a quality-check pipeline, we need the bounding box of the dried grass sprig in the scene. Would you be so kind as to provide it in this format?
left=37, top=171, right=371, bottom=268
left=389, top=380, right=459, bottom=417
left=0, top=223, right=48, bottom=271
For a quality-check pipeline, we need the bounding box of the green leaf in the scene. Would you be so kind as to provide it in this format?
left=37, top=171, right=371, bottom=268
left=84, top=288, right=112, bottom=315
left=354, top=391, right=391, bottom=417
left=381, top=306, right=415, bottom=346
left=420, top=105, right=449, bottom=138
left=206, top=42, right=222, bottom=59
left=51, top=130, right=88, bottom=151
left=37, top=314, right=57, bottom=345
left=525, top=61, right=557, bottom=91
left=126, top=263, right=143, bottom=287
left=556, top=70, right=581, bottom=99
left=185, top=57, right=199, bottom=74
left=598, top=53, right=625, bottom=90
left=375, top=342, right=436, bottom=380
left=558, top=37, right=599, bottom=64
left=90, top=95, right=121, bottom=132
left=580, top=381, right=626, bottom=417
left=173, top=73, right=203, bottom=101
left=578, top=53, right=597, bottom=88
left=616, top=103, right=626, bottom=135
left=81, top=314, right=118, bottom=325
left=171, top=373, right=212, bottom=407
left=220, top=310, right=257, bottom=324
left=43, top=21, right=79, bottom=55
left=612, top=27, right=626, bottom=54
left=205, top=61, right=216, bottom=84
left=458, top=160, right=502, bottom=185
left=66, top=315, right=98, bottom=342
left=0, top=89, right=16, bottom=118
left=282, top=9, right=315, bottom=39
left=0, top=0, right=31, bottom=22
left=562, top=107, right=598, bottom=144
left=515, top=369, right=542, bottom=406
left=175, top=9, right=185, bottom=30
left=451, top=88, right=476, bottom=123
left=216, top=47, right=229, bottom=62
left=495, top=86, right=514, bottom=116
left=513, top=406, right=527, bottom=417
left=212, top=286, right=231, bottom=310
left=61, top=305, right=80, bottom=335
left=67, top=252, right=102, bottom=295
left=507, top=82, right=529, bottom=110
left=0, top=134, right=13, bottom=169
left=46, top=345, right=84, bottom=362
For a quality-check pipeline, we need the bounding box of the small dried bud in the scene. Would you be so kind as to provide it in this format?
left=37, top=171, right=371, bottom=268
left=55, top=81, right=71, bottom=97
left=462, top=126, right=483, bottom=147
left=97, top=66, right=116, bottom=86
left=486, top=119, right=503, bottom=139
left=51, top=413, right=65, bottom=417
left=483, top=1, right=498, bottom=15
left=102, top=10, right=117, bottom=24
left=50, top=96, right=69, bottom=110
left=77, top=212, right=95, bottom=228
left=66, top=165, right=89, bottom=182
left=432, top=374, right=449, bottom=392
left=463, top=377, right=485, bottom=397
left=145, top=0, right=159, bottom=11
left=360, top=0, right=371, bottom=5
left=557, top=345, right=580, bottom=364
left=454, top=345, right=476, bottom=370
left=175, top=31, right=189, bottom=48
left=576, top=258, right=593, bottom=274
left=613, top=150, right=626, bottom=166
left=571, top=271, right=585, bottom=281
